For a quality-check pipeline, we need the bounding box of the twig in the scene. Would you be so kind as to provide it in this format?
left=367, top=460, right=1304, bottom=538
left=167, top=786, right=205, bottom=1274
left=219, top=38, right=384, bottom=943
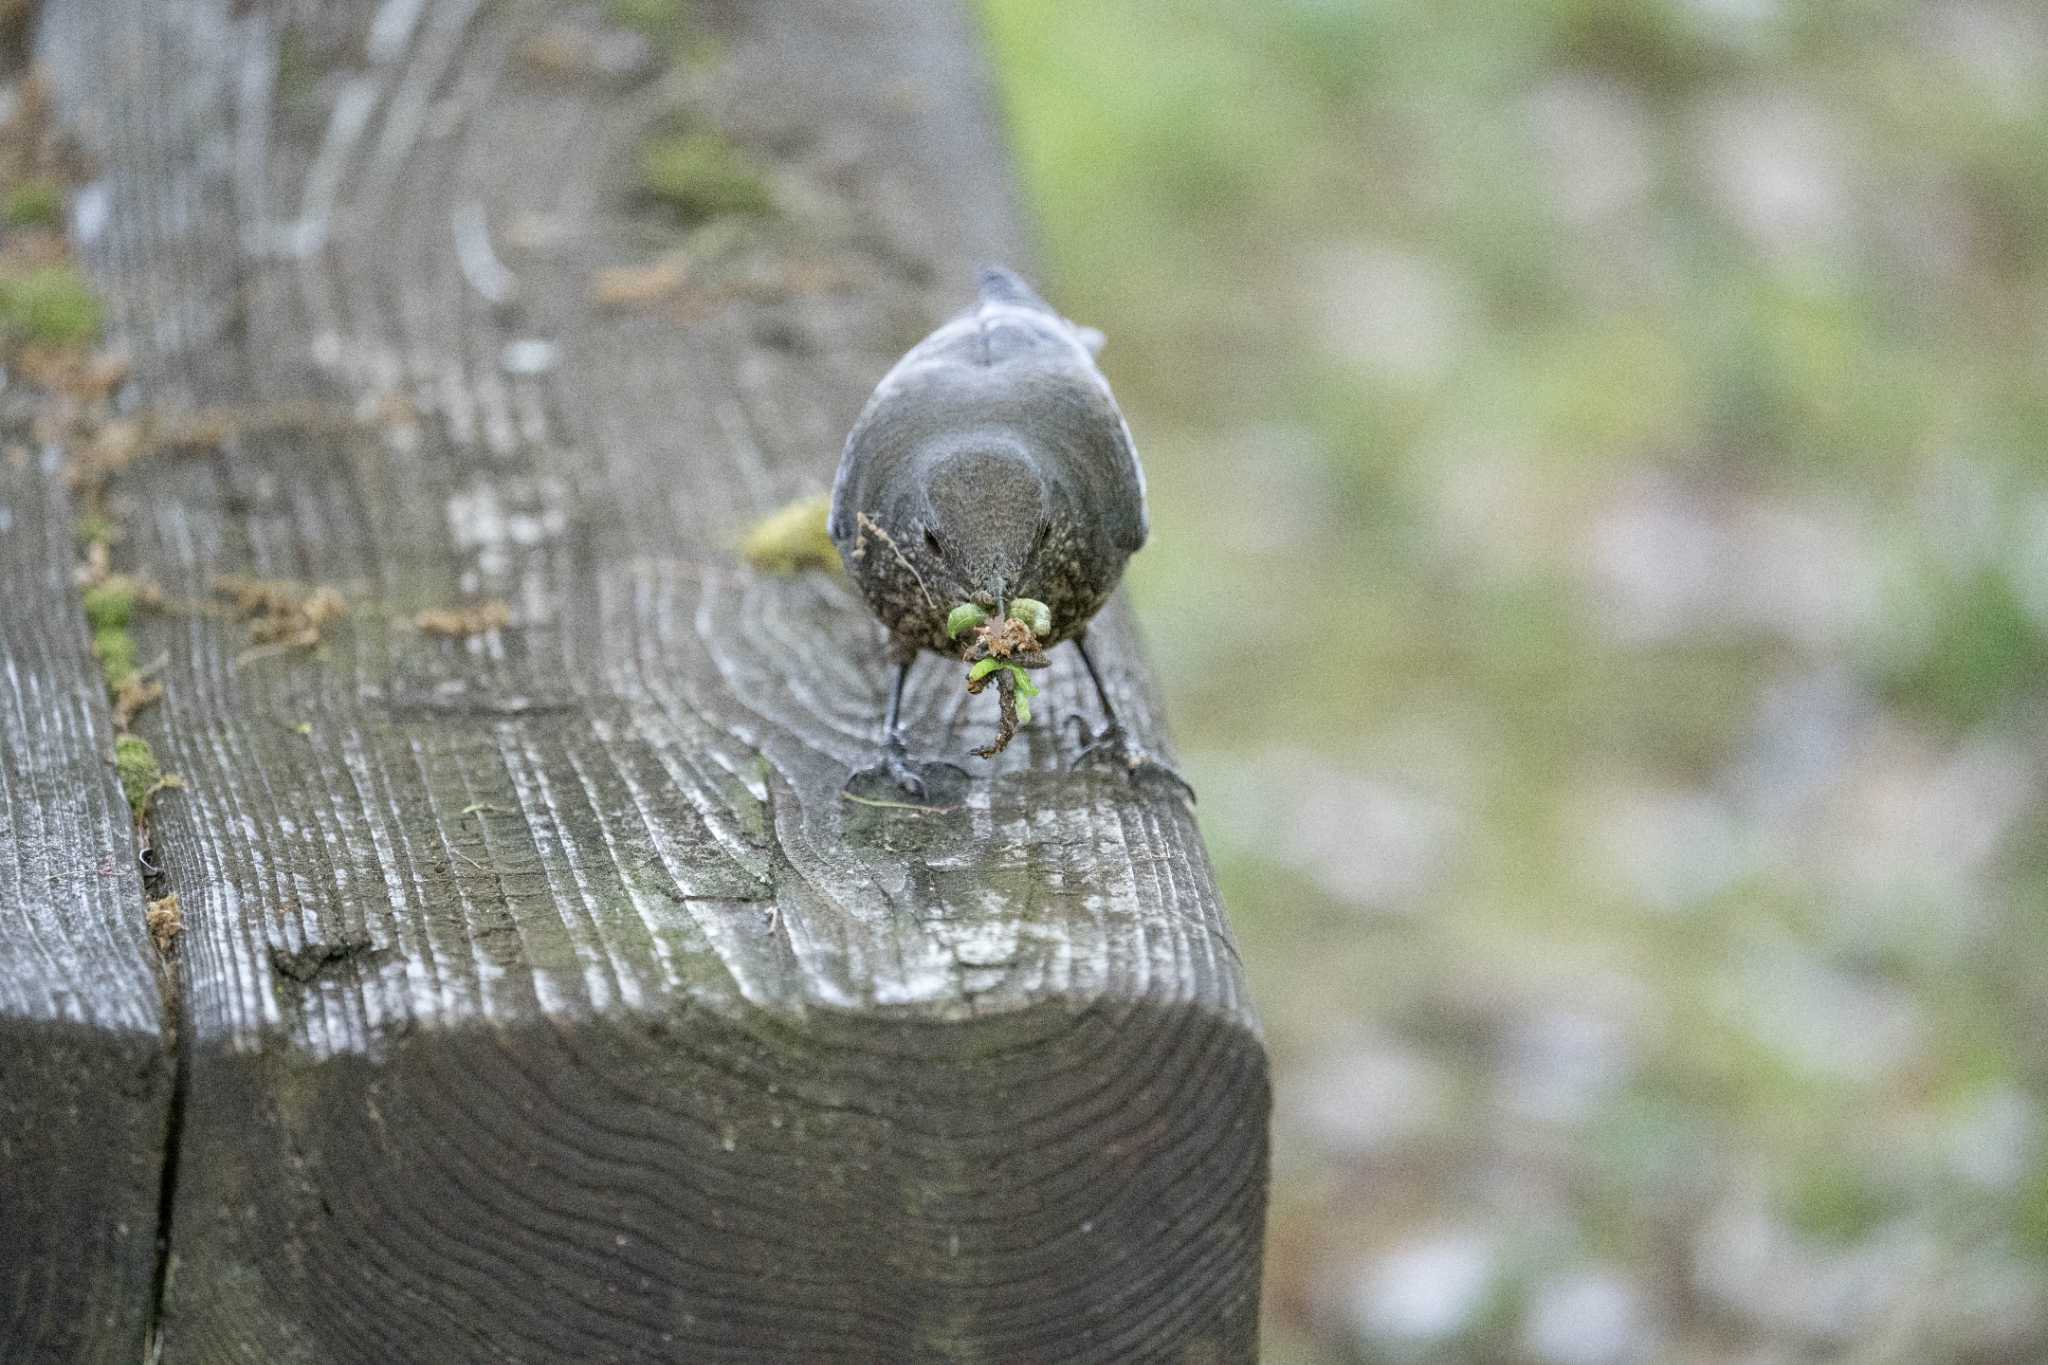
left=855, top=512, right=938, bottom=611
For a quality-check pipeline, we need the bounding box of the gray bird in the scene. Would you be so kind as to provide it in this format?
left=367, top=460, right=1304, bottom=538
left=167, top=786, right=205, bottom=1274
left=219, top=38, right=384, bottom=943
left=829, top=267, right=1183, bottom=802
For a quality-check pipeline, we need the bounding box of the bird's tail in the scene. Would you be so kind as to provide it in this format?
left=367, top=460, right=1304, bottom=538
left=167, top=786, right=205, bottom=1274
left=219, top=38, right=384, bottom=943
left=976, top=265, right=1105, bottom=355
left=977, top=265, right=1053, bottom=313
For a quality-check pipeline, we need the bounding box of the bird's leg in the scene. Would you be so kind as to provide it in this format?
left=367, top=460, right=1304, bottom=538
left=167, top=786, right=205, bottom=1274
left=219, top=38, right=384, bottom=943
left=879, top=657, right=922, bottom=793
left=1071, top=631, right=1122, bottom=734
left=844, top=652, right=968, bottom=808
left=1067, top=633, right=1196, bottom=803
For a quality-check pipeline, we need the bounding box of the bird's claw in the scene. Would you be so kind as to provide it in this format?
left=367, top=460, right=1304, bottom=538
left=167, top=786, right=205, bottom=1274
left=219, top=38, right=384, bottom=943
left=844, top=744, right=970, bottom=810
left=1067, top=720, right=1197, bottom=804
left=882, top=747, right=927, bottom=801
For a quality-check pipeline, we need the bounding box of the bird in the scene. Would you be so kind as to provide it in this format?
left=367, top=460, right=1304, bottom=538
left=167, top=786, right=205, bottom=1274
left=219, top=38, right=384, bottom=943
left=828, top=266, right=1183, bottom=803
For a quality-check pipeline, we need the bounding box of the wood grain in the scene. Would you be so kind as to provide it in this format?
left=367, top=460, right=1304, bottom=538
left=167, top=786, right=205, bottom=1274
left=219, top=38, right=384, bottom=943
left=0, top=448, right=174, bottom=1362
left=34, top=0, right=1267, bottom=1358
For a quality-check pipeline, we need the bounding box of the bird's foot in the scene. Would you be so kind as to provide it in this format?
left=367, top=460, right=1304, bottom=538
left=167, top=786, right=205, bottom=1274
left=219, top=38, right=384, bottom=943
left=844, top=745, right=970, bottom=810
left=1066, top=719, right=1197, bottom=804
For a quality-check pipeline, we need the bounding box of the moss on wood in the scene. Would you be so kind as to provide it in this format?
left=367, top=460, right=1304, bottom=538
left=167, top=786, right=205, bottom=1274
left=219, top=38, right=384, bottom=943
left=113, top=734, right=180, bottom=821
left=739, top=493, right=839, bottom=574
left=0, top=265, right=100, bottom=346
left=638, top=131, right=773, bottom=223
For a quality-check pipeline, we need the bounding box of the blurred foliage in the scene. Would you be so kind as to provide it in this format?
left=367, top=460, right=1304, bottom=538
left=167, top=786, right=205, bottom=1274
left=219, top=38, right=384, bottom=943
left=606, top=0, right=692, bottom=42
left=984, top=0, right=2048, bottom=1360
left=1, top=176, right=60, bottom=227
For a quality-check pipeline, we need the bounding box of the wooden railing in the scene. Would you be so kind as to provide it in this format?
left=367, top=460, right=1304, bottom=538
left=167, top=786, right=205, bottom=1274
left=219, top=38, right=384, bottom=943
left=0, top=1, right=1266, bottom=1359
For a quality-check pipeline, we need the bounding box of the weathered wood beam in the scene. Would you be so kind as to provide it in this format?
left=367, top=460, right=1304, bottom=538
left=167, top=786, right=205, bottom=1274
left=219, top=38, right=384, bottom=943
left=0, top=452, right=174, bottom=1360
left=33, top=0, right=1267, bottom=1358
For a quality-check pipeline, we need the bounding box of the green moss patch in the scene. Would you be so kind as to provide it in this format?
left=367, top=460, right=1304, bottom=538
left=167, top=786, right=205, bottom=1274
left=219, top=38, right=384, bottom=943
left=84, top=573, right=168, bottom=726
left=739, top=492, right=839, bottom=574
left=81, top=572, right=162, bottom=706
left=113, top=734, right=180, bottom=821
left=86, top=578, right=143, bottom=687
left=83, top=574, right=141, bottom=632
left=638, top=131, right=773, bottom=223
left=0, top=265, right=101, bottom=346
left=74, top=509, right=119, bottom=551
left=91, top=620, right=139, bottom=689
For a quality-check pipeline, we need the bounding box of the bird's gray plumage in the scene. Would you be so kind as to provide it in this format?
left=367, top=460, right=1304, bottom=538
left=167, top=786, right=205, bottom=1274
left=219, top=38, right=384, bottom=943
left=830, top=267, right=1148, bottom=658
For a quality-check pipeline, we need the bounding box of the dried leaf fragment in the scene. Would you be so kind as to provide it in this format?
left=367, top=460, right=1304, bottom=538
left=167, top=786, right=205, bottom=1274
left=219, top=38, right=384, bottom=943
left=415, top=600, right=514, bottom=638
left=592, top=253, right=692, bottom=308
left=213, top=575, right=349, bottom=656
left=146, top=894, right=182, bottom=955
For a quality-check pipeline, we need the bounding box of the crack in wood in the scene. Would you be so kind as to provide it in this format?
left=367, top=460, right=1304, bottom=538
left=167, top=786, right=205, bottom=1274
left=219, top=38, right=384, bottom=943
left=268, top=934, right=386, bottom=985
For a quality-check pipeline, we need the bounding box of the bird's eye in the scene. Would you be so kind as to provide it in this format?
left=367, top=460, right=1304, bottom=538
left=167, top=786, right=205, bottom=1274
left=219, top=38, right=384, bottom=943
left=923, top=526, right=945, bottom=556
left=1032, top=520, right=1052, bottom=554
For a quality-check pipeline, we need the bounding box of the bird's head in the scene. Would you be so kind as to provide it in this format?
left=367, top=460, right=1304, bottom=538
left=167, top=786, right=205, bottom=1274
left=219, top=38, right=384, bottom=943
left=910, top=435, right=1051, bottom=615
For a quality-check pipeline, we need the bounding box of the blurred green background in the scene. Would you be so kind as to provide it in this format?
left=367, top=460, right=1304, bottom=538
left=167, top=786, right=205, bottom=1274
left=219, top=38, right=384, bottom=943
left=981, top=1, right=2048, bottom=1361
